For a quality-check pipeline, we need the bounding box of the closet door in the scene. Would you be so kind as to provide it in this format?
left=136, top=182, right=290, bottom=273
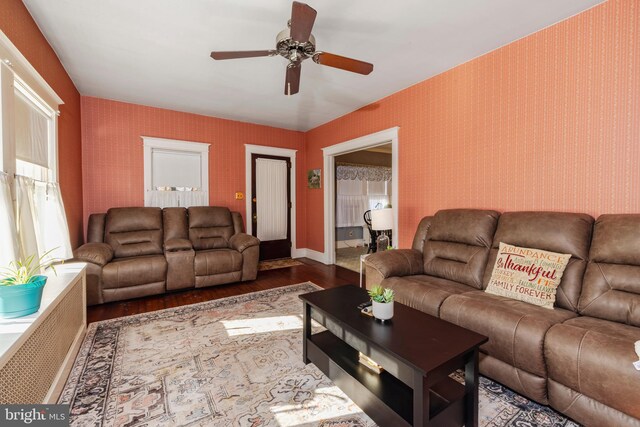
left=251, top=154, right=291, bottom=260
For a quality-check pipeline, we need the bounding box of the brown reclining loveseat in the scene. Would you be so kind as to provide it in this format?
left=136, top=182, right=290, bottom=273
left=365, top=209, right=640, bottom=426
left=74, top=206, right=260, bottom=305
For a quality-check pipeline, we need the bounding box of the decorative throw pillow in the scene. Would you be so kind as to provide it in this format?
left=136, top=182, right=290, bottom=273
left=485, top=242, right=571, bottom=309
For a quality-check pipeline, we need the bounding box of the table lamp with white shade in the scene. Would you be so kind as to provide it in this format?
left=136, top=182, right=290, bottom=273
left=371, top=208, right=393, bottom=252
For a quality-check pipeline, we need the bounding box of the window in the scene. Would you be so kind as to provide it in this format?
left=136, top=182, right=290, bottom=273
left=142, top=137, right=210, bottom=208
left=0, top=31, right=71, bottom=264
left=14, top=75, right=57, bottom=182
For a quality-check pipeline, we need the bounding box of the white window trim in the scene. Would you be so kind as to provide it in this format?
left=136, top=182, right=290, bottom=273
left=244, top=144, right=298, bottom=257
left=322, top=127, right=399, bottom=265
left=142, top=136, right=210, bottom=206
left=0, top=30, right=63, bottom=181
left=0, top=30, right=63, bottom=110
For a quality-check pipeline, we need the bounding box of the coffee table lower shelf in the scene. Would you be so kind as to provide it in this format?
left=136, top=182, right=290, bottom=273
left=307, top=330, right=467, bottom=427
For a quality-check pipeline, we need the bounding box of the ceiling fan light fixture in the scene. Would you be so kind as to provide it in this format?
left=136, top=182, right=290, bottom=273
left=209, top=1, right=373, bottom=95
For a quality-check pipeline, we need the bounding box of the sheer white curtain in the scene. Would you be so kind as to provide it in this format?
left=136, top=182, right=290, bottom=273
left=256, top=158, right=288, bottom=241
left=33, top=181, right=72, bottom=260
left=15, top=176, right=39, bottom=259
left=367, top=179, right=390, bottom=210
left=0, top=172, right=19, bottom=267
left=14, top=176, right=72, bottom=261
left=336, top=179, right=367, bottom=227
left=147, top=190, right=207, bottom=208
left=336, top=177, right=392, bottom=228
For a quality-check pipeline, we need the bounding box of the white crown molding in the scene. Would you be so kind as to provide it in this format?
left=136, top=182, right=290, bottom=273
left=292, top=248, right=328, bottom=264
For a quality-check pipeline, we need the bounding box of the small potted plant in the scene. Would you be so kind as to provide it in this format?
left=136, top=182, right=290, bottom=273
left=368, top=285, right=395, bottom=322
left=0, top=251, right=59, bottom=318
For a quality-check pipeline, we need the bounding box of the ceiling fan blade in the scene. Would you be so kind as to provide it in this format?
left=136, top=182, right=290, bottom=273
left=290, top=1, right=317, bottom=43
left=313, top=52, right=374, bottom=75
left=285, top=64, right=301, bottom=95
left=210, top=50, right=275, bottom=60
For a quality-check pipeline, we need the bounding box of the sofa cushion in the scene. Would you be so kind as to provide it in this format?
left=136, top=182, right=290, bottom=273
left=440, top=291, right=576, bottom=378
left=485, top=243, right=571, bottom=309
left=194, top=249, right=243, bottom=276
left=422, top=209, right=499, bottom=289
left=163, top=207, right=189, bottom=241
left=482, top=212, right=594, bottom=312
left=545, top=316, right=640, bottom=419
left=382, top=275, right=477, bottom=317
left=102, top=255, right=167, bottom=289
left=105, top=207, right=164, bottom=258
left=188, top=207, right=235, bottom=250
left=548, top=380, right=640, bottom=427
left=578, top=214, right=640, bottom=326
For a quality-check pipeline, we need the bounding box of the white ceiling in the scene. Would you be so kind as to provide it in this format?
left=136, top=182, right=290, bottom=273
left=23, top=0, right=603, bottom=131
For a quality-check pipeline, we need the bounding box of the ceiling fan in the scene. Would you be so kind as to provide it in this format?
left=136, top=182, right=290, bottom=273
left=210, top=1, right=374, bottom=95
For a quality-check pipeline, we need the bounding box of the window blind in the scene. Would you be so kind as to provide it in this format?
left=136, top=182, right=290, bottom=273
left=14, top=88, right=49, bottom=168
left=151, top=149, right=202, bottom=189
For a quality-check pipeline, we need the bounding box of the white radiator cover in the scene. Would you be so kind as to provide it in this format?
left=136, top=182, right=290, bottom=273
left=0, top=265, right=86, bottom=404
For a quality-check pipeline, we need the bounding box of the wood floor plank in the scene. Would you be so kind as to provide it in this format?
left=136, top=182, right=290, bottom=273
left=87, top=258, right=361, bottom=323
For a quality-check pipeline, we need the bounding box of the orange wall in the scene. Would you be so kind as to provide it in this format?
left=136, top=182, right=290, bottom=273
left=305, top=0, right=640, bottom=252
left=1, top=0, right=84, bottom=247
left=81, top=97, right=307, bottom=247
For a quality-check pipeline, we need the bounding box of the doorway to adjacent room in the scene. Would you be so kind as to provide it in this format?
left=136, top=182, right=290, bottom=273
left=322, top=127, right=398, bottom=268
left=334, top=144, right=393, bottom=271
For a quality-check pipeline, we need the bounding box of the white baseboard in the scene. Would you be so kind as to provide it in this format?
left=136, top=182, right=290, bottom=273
left=292, top=248, right=330, bottom=264
left=291, top=248, right=305, bottom=259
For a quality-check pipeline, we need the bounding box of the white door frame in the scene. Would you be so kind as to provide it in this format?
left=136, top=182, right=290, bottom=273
left=322, top=127, right=399, bottom=265
left=245, top=144, right=298, bottom=256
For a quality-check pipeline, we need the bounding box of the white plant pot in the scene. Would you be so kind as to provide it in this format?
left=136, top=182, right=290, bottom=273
left=372, top=300, right=394, bottom=321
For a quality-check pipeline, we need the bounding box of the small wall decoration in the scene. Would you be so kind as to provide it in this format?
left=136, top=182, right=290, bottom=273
left=308, top=169, right=321, bottom=189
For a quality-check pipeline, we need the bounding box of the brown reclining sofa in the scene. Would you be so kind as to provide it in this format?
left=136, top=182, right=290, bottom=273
left=365, top=209, right=640, bottom=427
left=73, top=206, right=260, bottom=305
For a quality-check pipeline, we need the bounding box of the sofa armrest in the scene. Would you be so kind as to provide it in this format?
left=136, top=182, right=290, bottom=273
left=164, top=238, right=193, bottom=252
left=365, top=249, right=424, bottom=279
left=73, top=243, right=114, bottom=267
left=230, top=233, right=260, bottom=253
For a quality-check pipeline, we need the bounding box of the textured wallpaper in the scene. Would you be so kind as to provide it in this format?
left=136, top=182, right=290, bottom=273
left=305, top=0, right=639, bottom=251
left=81, top=97, right=306, bottom=244
left=1, top=0, right=84, bottom=246
left=81, top=0, right=639, bottom=253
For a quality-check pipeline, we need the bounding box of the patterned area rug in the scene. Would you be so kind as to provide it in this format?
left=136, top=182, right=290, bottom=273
left=60, top=283, right=579, bottom=427
left=258, top=258, right=304, bottom=271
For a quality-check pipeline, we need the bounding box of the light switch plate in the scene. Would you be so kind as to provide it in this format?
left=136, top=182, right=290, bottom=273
left=235, top=192, right=244, bottom=200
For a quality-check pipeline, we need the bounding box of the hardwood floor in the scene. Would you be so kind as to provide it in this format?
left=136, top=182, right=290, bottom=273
left=87, top=258, right=361, bottom=323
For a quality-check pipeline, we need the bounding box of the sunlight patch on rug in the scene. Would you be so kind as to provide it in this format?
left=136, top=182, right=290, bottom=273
left=221, top=315, right=303, bottom=336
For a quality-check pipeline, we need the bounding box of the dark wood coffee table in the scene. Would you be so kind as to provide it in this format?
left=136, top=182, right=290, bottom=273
left=299, top=285, right=488, bottom=427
